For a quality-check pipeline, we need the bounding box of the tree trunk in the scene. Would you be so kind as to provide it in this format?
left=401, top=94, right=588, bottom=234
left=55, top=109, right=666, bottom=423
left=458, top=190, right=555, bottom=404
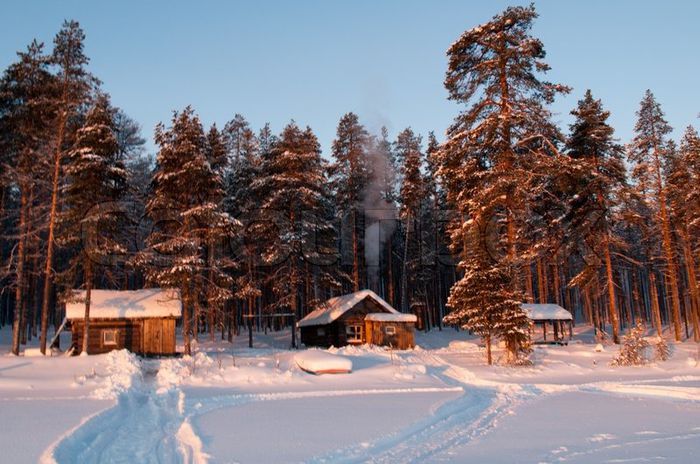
left=485, top=333, right=492, bottom=365
left=11, top=189, right=29, bottom=355
left=386, top=238, right=394, bottom=306
left=40, top=112, right=67, bottom=355
left=654, top=153, right=683, bottom=340
left=207, top=234, right=216, bottom=343
left=649, top=272, right=663, bottom=338
left=352, top=209, right=360, bottom=292
left=524, top=264, right=534, bottom=303
left=603, top=234, right=620, bottom=343
left=401, top=215, right=411, bottom=312
left=679, top=231, right=700, bottom=341
left=81, top=259, right=93, bottom=355
left=181, top=282, right=192, bottom=355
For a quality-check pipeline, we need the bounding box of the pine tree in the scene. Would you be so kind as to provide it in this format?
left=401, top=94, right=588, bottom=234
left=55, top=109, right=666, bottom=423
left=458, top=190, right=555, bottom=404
left=330, top=113, right=371, bottom=292
left=443, top=221, right=529, bottom=365
left=59, top=93, right=127, bottom=354
left=395, top=128, right=424, bottom=313
left=40, top=20, right=97, bottom=354
left=610, top=321, right=649, bottom=366
left=438, top=4, right=566, bottom=361
left=627, top=90, right=684, bottom=341
left=0, top=41, right=56, bottom=354
left=222, top=115, right=262, bottom=345
left=564, top=90, right=627, bottom=343
left=253, top=122, right=334, bottom=347
left=139, top=107, right=237, bottom=355
left=667, top=127, right=700, bottom=340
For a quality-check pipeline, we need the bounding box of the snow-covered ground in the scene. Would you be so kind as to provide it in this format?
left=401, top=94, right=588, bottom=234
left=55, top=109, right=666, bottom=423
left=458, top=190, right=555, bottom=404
left=0, top=325, right=698, bottom=463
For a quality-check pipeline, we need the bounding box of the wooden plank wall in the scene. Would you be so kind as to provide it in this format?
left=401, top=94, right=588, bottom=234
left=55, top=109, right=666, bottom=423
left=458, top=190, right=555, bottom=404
left=365, top=321, right=415, bottom=349
left=71, top=319, right=143, bottom=355
left=71, top=318, right=178, bottom=355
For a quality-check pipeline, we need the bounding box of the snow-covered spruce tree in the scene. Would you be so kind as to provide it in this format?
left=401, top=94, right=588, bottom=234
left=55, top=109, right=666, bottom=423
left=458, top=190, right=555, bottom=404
left=199, top=124, right=237, bottom=342
left=610, top=321, right=649, bottom=366
left=0, top=41, right=56, bottom=355
left=59, top=93, right=127, bottom=354
left=443, top=219, right=530, bottom=365
left=253, top=122, right=335, bottom=347
left=40, top=20, right=98, bottom=354
left=422, top=131, right=448, bottom=330
left=437, top=4, right=566, bottom=360
left=222, top=115, right=261, bottom=344
left=140, top=107, right=237, bottom=355
left=330, top=112, right=371, bottom=292
left=627, top=91, right=683, bottom=341
left=395, top=128, right=424, bottom=313
left=563, top=90, right=627, bottom=343
left=667, top=127, right=700, bottom=340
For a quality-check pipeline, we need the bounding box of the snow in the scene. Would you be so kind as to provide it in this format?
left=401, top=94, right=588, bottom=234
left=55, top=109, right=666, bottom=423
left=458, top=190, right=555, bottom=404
left=294, top=350, right=353, bottom=374
left=297, top=289, right=398, bottom=327
left=365, top=312, right=418, bottom=322
left=521, top=303, right=573, bottom=320
left=65, top=288, right=182, bottom=319
left=1, top=324, right=699, bottom=463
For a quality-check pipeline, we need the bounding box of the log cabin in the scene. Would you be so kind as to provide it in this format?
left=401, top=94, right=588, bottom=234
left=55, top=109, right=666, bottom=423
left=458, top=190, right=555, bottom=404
left=298, top=289, right=417, bottom=349
left=66, top=288, right=182, bottom=356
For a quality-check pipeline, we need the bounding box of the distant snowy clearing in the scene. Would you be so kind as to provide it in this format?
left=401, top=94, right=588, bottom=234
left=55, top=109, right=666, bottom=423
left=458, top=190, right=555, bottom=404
left=0, top=325, right=698, bottom=463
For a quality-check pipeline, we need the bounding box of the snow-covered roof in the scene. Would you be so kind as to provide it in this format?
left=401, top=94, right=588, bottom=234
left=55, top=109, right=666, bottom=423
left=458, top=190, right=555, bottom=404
left=521, top=303, right=573, bottom=321
left=298, top=290, right=398, bottom=328
left=365, top=313, right=418, bottom=323
left=65, top=288, right=182, bottom=320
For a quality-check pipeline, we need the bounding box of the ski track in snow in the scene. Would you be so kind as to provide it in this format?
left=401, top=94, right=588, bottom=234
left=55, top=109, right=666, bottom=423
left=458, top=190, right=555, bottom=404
left=306, top=350, right=537, bottom=464
left=41, top=348, right=700, bottom=464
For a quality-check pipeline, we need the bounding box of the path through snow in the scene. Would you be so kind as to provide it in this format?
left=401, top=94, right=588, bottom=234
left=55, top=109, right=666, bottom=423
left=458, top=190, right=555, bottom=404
left=40, top=346, right=700, bottom=464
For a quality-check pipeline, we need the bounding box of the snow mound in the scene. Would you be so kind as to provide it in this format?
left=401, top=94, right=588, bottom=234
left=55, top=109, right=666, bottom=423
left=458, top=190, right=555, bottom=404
left=157, top=352, right=213, bottom=392
left=91, top=350, right=142, bottom=399
left=295, top=350, right=352, bottom=374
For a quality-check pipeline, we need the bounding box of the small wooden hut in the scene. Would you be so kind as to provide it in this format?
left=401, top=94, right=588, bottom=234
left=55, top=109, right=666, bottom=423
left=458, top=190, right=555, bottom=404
left=522, top=303, right=573, bottom=345
left=298, top=289, right=417, bottom=349
left=66, top=288, right=181, bottom=355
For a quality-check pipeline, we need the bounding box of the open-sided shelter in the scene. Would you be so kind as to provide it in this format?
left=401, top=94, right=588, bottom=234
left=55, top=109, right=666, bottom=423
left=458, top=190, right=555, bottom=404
left=522, top=303, right=573, bottom=344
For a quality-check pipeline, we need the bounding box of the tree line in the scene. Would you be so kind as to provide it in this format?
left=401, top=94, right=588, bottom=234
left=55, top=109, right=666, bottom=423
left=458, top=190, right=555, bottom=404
left=1, top=7, right=699, bottom=358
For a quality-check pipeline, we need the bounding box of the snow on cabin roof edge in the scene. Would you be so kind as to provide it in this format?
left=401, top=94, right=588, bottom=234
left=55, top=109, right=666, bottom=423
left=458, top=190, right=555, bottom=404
left=298, top=289, right=398, bottom=327
left=521, top=303, right=573, bottom=321
left=65, top=288, right=182, bottom=320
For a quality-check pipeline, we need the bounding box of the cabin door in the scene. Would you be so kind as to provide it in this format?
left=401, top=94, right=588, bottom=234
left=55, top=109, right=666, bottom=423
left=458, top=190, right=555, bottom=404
left=143, top=319, right=163, bottom=354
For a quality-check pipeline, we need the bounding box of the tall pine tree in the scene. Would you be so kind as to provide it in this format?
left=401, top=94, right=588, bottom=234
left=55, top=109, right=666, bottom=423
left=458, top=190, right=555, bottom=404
left=438, top=4, right=566, bottom=361
left=59, top=93, right=127, bottom=354
left=628, top=90, right=683, bottom=341
left=564, top=90, right=627, bottom=343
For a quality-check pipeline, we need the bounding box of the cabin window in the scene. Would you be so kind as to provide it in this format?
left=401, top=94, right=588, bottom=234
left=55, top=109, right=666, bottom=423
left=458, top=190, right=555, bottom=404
left=102, top=329, right=118, bottom=346
left=346, top=324, right=363, bottom=343
left=316, top=328, right=326, bottom=337
left=384, top=325, right=396, bottom=335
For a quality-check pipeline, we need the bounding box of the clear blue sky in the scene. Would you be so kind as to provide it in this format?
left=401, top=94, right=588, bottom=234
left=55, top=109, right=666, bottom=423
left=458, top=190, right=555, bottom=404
left=2, top=0, right=699, bottom=157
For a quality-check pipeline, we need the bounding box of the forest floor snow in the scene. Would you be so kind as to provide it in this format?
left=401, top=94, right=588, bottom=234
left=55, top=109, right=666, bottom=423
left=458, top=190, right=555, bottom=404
left=0, top=325, right=698, bottom=463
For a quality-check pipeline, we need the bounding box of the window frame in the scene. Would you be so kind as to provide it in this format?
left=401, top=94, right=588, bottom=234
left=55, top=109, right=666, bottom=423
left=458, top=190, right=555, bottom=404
left=384, top=325, right=397, bottom=336
left=345, top=324, right=363, bottom=343
left=102, top=329, right=118, bottom=346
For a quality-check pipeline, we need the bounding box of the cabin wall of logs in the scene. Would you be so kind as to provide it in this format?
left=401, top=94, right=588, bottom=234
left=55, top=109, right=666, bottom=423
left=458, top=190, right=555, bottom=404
left=70, top=317, right=177, bottom=355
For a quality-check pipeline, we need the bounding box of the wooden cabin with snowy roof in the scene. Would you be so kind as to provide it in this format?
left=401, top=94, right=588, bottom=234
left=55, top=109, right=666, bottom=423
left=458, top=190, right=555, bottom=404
left=66, top=288, right=182, bottom=356
left=298, top=289, right=417, bottom=349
